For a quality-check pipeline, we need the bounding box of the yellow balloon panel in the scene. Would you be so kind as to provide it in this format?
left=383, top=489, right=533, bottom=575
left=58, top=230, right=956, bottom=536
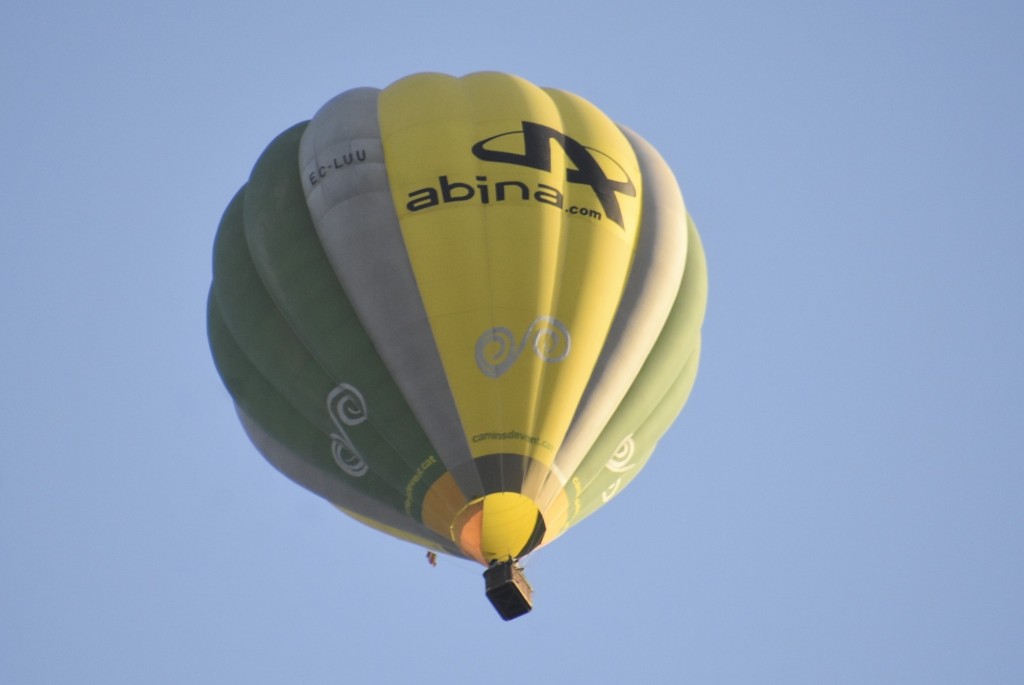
left=378, top=72, right=642, bottom=466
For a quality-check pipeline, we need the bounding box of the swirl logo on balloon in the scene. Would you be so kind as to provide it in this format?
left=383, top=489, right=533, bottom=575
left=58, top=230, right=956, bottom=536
left=601, top=434, right=637, bottom=502
left=606, top=434, right=637, bottom=473
left=472, top=121, right=636, bottom=228
left=326, top=383, right=370, bottom=478
left=475, top=316, right=571, bottom=378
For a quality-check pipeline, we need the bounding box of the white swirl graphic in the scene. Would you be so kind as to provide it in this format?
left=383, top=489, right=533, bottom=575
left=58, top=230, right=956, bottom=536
left=475, top=315, right=571, bottom=378
left=326, top=383, right=369, bottom=478
left=330, top=436, right=369, bottom=478
left=601, top=478, right=622, bottom=503
left=605, top=434, right=637, bottom=473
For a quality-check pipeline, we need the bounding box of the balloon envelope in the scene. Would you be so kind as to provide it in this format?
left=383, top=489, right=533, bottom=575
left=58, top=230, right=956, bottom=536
left=208, top=72, right=707, bottom=568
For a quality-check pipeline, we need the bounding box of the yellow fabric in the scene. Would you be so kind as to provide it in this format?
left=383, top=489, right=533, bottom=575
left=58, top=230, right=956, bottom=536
left=480, top=492, right=542, bottom=562
left=378, top=72, right=642, bottom=467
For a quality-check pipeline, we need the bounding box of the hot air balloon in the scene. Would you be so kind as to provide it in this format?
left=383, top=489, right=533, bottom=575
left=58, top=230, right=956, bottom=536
left=207, top=71, right=707, bottom=620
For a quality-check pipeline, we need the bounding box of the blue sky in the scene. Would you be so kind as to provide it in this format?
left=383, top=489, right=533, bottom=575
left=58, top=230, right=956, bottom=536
left=2, top=1, right=1022, bottom=683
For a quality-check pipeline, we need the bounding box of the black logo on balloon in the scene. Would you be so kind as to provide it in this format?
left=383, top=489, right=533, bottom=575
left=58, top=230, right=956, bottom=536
left=471, top=122, right=636, bottom=228
left=403, top=121, right=635, bottom=228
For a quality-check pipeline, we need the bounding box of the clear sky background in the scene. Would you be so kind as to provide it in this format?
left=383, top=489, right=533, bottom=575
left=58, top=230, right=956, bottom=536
left=2, top=2, right=1022, bottom=683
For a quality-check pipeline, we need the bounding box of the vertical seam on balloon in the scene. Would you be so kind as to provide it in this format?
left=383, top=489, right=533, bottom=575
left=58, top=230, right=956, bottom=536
left=567, top=343, right=700, bottom=527
left=557, top=219, right=706, bottom=525
left=230, top=125, right=450, bottom=525
left=376, top=76, right=487, bottom=501
left=209, top=248, right=434, bottom=533
left=467, top=74, right=506, bottom=490
left=300, top=86, right=483, bottom=517
left=534, top=128, right=663, bottom=514
left=512, top=82, right=568, bottom=494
